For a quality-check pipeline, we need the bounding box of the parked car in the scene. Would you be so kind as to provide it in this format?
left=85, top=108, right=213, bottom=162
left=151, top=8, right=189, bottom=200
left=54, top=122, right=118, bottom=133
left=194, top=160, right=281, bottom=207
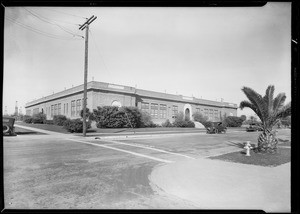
left=3, top=116, right=16, bottom=136
left=206, top=122, right=227, bottom=134
left=246, top=123, right=263, bottom=132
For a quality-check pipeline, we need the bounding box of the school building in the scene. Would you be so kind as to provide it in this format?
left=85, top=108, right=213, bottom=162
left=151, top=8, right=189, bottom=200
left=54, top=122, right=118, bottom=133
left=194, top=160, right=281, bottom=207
left=25, top=81, right=238, bottom=124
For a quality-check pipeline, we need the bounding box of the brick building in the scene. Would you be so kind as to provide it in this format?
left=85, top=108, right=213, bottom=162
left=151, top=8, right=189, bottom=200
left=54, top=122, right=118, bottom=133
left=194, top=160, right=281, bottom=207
left=25, top=81, right=238, bottom=124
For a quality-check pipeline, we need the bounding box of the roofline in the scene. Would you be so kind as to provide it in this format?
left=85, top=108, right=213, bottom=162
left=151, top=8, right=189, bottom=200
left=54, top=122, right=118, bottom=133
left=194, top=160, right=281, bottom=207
left=25, top=81, right=238, bottom=109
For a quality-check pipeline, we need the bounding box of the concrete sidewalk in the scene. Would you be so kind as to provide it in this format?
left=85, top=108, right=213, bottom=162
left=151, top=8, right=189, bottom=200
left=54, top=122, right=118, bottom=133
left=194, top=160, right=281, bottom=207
left=149, top=158, right=290, bottom=212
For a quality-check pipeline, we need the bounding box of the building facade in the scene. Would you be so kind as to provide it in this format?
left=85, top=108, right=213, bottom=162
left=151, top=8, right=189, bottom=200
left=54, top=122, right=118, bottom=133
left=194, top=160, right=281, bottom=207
left=25, top=81, right=238, bottom=124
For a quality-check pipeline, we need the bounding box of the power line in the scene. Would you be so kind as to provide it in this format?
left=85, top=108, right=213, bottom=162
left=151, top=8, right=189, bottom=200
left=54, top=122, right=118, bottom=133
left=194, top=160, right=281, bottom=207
left=89, top=29, right=110, bottom=75
left=5, top=16, right=83, bottom=41
left=22, top=7, right=84, bottom=38
left=40, top=7, right=88, bottom=19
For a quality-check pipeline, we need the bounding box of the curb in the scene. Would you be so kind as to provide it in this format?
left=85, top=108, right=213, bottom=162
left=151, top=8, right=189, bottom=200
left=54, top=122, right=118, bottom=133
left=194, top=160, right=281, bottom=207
left=93, top=132, right=207, bottom=140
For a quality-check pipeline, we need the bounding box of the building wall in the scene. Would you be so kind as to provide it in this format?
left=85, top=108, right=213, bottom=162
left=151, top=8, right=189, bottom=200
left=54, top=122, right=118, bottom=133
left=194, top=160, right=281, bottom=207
left=25, top=81, right=237, bottom=125
left=92, top=91, right=136, bottom=110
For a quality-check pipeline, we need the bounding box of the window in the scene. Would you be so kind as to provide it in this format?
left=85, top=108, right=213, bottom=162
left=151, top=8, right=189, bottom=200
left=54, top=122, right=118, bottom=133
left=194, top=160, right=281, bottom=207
left=26, top=109, right=31, bottom=116
left=76, top=99, right=81, bottom=116
left=33, top=108, right=39, bottom=115
left=150, top=103, right=158, bottom=118
left=172, top=105, right=178, bottom=118
left=63, top=104, right=65, bottom=114
left=196, top=108, right=200, bottom=113
left=51, top=105, right=54, bottom=117
left=58, top=103, right=61, bottom=115
left=71, top=100, right=75, bottom=116
left=160, top=104, right=167, bottom=119
left=66, top=103, right=68, bottom=115
left=209, top=109, right=213, bottom=120
left=141, top=102, right=150, bottom=113
left=204, top=108, right=209, bottom=117
left=214, top=110, right=219, bottom=121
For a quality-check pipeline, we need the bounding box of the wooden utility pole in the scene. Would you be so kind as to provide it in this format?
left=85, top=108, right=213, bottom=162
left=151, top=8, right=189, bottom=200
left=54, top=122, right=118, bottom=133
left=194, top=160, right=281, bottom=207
left=79, top=15, right=97, bottom=137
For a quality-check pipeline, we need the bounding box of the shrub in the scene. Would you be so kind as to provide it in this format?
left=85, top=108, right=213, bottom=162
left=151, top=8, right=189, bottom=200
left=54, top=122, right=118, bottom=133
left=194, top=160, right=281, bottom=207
left=93, top=106, right=143, bottom=128
left=80, top=108, right=95, bottom=121
left=202, top=121, right=213, bottom=128
left=223, top=116, right=244, bottom=127
left=172, top=112, right=195, bottom=128
left=161, top=119, right=173, bottom=127
left=23, top=115, right=33, bottom=123
left=63, top=119, right=91, bottom=133
left=140, top=111, right=156, bottom=127
left=32, top=113, right=47, bottom=124
left=53, top=115, right=67, bottom=126
left=193, top=112, right=209, bottom=124
left=44, top=120, right=54, bottom=125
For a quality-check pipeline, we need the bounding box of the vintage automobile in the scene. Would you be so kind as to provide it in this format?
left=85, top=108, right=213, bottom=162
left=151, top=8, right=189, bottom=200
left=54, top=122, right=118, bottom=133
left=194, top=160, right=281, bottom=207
left=246, top=123, right=263, bottom=132
left=3, top=116, right=16, bottom=136
left=206, top=122, right=227, bottom=134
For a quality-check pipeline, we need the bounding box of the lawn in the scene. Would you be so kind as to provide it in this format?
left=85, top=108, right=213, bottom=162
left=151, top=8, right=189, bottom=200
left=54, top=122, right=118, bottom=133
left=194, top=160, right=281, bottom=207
left=209, top=146, right=290, bottom=167
left=15, top=121, right=206, bottom=134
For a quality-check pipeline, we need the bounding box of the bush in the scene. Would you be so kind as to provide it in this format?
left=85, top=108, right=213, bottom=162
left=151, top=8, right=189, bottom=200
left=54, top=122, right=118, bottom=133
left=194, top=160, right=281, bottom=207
left=172, top=112, right=195, bottom=128
left=93, top=106, right=143, bottom=128
left=32, top=113, right=47, bottom=124
left=23, top=115, right=33, bottom=123
left=202, top=121, right=213, bottom=128
left=44, top=120, right=54, bottom=125
left=140, top=111, right=156, bottom=127
left=193, top=112, right=209, bottom=125
left=223, top=116, right=244, bottom=127
left=161, top=119, right=173, bottom=127
left=63, top=119, right=91, bottom=133
left=80, top=108, right=95, bottom=121
left=53, top=115, right=67, bottom=126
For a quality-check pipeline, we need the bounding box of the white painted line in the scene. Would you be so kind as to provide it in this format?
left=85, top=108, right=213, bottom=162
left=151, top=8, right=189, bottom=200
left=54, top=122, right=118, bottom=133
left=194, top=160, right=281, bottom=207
left=103, top=139, right=196, bottom=160
left=66, top=138, right=173, bottom=163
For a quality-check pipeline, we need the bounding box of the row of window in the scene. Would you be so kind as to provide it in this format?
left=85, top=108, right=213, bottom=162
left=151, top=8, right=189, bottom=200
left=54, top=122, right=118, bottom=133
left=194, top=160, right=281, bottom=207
left=49, top=99, right=83, bottom=117
left=141, top=102, right=170, bottom=119
left=204, top=108, right=219, bottom=121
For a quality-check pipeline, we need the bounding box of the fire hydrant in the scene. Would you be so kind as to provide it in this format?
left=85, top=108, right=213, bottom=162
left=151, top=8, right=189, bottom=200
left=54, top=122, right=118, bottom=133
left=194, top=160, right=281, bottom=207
left=244, top=141, right=253, bottom=156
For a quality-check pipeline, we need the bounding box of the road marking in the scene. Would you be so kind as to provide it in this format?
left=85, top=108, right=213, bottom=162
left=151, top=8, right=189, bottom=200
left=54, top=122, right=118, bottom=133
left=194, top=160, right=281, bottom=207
left=66, top=138, right=173, bottom=163
left=102, top=139, right=196, bottom=160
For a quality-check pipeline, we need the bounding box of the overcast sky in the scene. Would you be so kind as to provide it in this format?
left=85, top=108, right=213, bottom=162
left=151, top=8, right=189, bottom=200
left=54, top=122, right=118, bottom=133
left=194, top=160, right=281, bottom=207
left=3, top=3, right=291, bottom=118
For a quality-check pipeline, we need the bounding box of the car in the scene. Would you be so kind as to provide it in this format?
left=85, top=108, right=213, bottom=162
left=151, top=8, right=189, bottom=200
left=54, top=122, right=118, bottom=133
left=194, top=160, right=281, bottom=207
left=3, top=116, right=16, bottom=136
left=206, top=122, right=227, bottom=134
left=246, top=123, right=263, bottom=132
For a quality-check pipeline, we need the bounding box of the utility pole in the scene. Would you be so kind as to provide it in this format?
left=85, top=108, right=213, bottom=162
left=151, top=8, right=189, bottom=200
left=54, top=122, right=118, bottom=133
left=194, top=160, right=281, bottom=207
left=79, top=15, right=97, bottom=137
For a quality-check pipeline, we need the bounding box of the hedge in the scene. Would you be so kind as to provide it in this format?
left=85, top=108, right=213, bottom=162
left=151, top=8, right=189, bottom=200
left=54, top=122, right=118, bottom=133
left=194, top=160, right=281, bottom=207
left=32, top=113, right=46, bottom=124
left=172, top=112, right=195, bottom=128
left=23, top=115, right=33, bottom=123
left=93, top=106, right=144, bottom=128
left=53, top=115, right=67, bottom=126
left=63, top=119, right=91, bottom=133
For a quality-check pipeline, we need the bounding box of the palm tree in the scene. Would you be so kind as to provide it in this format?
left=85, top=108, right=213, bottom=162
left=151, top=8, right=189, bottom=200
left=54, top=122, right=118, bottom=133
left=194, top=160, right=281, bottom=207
left=240, top=85, right=291, bottom=153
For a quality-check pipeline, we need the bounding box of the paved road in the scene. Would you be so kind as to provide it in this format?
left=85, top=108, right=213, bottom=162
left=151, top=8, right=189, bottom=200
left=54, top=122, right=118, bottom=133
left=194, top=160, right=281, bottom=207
left=3, top=126, right=290, bottom=210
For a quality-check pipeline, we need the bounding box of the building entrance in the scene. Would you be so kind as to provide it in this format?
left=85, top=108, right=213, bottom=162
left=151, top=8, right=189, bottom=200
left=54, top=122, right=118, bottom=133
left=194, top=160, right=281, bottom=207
left=185, top=108, right=190, bottom=120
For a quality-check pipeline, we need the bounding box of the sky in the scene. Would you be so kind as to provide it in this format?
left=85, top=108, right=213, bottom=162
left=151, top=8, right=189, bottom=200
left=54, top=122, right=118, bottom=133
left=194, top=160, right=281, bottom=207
left=3, top=3, right=291, bottom=118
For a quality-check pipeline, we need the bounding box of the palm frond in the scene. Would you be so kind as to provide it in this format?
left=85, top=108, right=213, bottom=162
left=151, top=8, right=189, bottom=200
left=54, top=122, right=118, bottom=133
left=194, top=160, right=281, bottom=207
left=275, top=102, right=291, bottom=119
left=239, top=100, right=262, bottom=118
left=241, top=86, right=268, bottom=123
left=272, top=93, right=286, bottom=112
left=263, top=85, right=275, bottom=115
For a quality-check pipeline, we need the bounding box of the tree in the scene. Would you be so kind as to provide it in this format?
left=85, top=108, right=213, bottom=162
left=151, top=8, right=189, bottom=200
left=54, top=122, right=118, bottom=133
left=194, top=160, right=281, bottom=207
left=240, top=115, right=247, bottom=122
left=240, top=85, right=291, bottom=153
left=193, top=112, right=208, bottom=124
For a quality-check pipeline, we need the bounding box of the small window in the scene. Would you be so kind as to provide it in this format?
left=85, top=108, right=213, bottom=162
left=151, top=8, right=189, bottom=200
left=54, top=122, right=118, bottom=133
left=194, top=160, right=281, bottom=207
left=160, top=104, right=167, bottom=119
left=150, top=103, right=158, bottom=118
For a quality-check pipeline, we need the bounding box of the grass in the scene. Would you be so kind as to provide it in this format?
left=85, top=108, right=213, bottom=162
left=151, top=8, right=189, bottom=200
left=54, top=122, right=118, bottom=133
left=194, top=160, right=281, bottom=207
left=209, top=147, right=291, bottom=167
left=15, top=121, right=206, bottom=135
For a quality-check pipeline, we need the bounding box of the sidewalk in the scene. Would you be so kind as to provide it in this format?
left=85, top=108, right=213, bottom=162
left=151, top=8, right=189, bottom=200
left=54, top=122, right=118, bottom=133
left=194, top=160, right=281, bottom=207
left=149, top=158, right=290, bottom=212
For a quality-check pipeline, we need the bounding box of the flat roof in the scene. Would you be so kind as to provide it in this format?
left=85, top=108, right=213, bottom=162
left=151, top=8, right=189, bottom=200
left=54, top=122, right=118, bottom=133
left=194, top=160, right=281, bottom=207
left=25, top=81, right=238, bottom=109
